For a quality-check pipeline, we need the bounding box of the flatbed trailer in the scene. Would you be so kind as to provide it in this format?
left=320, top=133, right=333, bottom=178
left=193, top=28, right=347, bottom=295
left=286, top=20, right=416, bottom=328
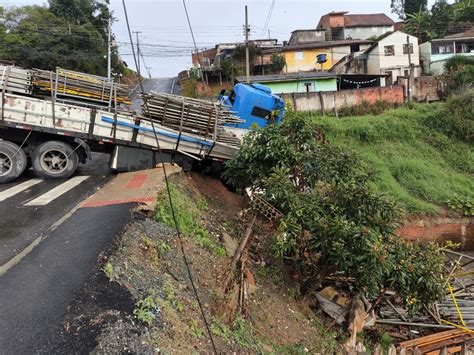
left=0, top=92, right=239, bottom=183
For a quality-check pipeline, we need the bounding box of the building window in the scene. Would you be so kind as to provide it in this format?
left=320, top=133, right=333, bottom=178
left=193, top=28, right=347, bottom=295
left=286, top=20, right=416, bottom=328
left=431, top=42, right=454, bottom=54
left=303, top=82, right=314, bottom=92
left=403, top=43, right=414, bottom=54
left=295, top=51, right=304, bottom=61
left=384, top=45, right=395, bottom=56
left=350, top=44, right=360, bottom=53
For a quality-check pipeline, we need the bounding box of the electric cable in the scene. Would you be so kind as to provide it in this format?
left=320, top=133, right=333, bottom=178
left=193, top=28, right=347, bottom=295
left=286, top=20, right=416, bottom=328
left=121, top=0, right=218, bottom=353
left=260, top=0, right=276, bottom=38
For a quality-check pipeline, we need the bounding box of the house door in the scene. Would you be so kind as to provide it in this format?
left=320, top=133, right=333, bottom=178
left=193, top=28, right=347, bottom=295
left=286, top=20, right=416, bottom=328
left=386, top=71, right=393, bottom=86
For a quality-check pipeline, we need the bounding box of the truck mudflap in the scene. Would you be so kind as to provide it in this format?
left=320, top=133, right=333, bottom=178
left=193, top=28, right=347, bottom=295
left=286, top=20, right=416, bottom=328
left=73, top=138, right=91, bottom=161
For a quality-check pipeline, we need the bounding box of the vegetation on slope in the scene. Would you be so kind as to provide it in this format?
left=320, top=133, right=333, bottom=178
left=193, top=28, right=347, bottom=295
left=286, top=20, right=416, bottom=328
left=225, top=114, right=446, bottom=311
left=310, top=97, right=473, bottom=215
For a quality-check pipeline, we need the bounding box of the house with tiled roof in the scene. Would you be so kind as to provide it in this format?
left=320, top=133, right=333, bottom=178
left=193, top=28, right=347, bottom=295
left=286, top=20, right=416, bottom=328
left=317, top=11, right=394, bottom=41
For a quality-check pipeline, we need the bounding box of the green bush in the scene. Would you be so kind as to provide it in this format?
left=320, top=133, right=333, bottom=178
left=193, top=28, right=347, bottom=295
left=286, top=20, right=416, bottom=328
left=445, top=56, right=474, bottom=93
left=225, top=113, right=445, bottom=310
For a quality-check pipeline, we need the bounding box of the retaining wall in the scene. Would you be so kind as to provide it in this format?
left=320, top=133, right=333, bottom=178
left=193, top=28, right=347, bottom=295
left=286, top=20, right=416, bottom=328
left=397, top=217, right=474, bottom=250
left=282, top=85, right=405, bottom=113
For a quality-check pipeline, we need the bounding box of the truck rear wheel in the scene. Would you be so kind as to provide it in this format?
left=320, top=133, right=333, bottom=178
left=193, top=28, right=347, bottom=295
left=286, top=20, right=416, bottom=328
left=0, top=140, right=27, bottom=184
left=32, top=141, right=79, bottom=179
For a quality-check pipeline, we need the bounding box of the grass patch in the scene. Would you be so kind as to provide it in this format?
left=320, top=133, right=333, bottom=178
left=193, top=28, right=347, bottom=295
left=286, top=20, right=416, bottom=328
left=306, top=103, right=474, bottom=215
left=155, top=182, right=225, bottom=256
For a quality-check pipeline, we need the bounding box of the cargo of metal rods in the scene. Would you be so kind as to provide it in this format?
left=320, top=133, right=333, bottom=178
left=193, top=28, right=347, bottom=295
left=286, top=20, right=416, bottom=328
left=32, top=67, right=131, bottom=105
left=0, top=65, right=32, bottom=95
left=141, top=92, right=242, bottom=145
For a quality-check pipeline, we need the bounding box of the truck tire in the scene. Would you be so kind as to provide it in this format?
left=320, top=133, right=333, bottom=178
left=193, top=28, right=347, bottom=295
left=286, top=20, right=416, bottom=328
left=32, top=141, right=79, bottom=179
left=0, top=140, right=27, bottom=184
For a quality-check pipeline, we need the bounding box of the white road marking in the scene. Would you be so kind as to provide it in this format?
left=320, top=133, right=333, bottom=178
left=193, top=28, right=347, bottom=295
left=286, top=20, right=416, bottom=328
left=24, top=176, right=90, bottom=206
left=0, top=179, right=43, bottom=202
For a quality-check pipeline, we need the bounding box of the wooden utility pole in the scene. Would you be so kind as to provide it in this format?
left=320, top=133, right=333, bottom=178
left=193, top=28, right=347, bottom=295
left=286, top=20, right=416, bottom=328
left=245, top=5, right=250, bottom=84
left=406, top=35, right=412, bottom=102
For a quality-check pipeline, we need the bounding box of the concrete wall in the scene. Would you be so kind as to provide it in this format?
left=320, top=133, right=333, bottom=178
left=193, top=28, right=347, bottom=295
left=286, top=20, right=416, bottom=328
left=281, top=85, right=405, bottom=112
left=263, top=78, right=338, bottom=94
left=412, top=76, right=449, bottom=102
left=344, top=25, right=394, bottom=40
left=289, top=30, right=326, bottom=45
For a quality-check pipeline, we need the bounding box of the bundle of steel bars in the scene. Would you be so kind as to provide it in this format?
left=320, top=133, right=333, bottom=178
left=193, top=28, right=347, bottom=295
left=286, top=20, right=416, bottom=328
left=32, top=67, right=131, bottom=106
left=141, top=92, right=242, bottom=145
left=0, top=65, right=32, bottom=95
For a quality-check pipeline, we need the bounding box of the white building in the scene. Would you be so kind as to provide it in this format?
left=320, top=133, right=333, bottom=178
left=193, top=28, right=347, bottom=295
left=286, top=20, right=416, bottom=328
left=366, top=31, right=420, bottom=84
left=333, top=31, right=421, bottom=85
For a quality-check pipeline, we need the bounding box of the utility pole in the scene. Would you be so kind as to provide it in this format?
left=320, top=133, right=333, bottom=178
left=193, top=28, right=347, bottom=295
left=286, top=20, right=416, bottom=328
left=406, top=35, right=412, bottom=102
left=107, top=17, right=111, bottom=80
left=245, top=5, right=250, bottom=84
left=132, top=31, right=142, bottom=74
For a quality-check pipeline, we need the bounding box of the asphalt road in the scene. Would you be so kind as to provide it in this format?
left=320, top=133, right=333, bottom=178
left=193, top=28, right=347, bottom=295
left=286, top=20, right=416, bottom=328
left=0, top=153, right=113, bottom=266
left=0, top=78, right=178, bottom=353
left=129, top=77, right=180, bottom=111
left=0, top=203, right=132, bottom=353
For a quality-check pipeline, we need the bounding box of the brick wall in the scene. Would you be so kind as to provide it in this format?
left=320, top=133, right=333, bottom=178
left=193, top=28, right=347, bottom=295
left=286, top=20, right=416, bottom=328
left=397, top=217, right=474, bottom=250
left=282, top=85, right=405, bottom=113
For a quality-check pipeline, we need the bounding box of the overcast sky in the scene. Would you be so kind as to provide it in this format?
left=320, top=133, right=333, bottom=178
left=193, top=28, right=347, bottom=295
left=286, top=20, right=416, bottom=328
left=4, top=0, right=441, bottom=77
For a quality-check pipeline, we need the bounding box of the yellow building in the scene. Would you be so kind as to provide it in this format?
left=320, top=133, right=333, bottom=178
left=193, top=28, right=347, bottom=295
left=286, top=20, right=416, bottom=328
left=281, top=40, right=372, bottom=73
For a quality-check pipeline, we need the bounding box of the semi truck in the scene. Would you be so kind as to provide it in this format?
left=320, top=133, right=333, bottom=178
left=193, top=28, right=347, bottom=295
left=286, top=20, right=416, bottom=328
left=0, top=66, right=285, bottom=184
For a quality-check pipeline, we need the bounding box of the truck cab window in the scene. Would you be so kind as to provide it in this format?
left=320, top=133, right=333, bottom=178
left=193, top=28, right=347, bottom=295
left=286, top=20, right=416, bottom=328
left=251, top=106, right=272, bottom=120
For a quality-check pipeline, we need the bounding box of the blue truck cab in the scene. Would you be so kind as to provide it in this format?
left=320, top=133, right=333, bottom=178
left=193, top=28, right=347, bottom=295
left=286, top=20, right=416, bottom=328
left=219, top=83, right=285, bottom=129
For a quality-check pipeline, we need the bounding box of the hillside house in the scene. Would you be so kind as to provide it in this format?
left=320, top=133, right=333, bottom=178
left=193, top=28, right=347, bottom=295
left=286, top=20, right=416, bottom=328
left=333, top=31, right=420, bottom=85
left=280, top=39, right=372, bottom=73
left=419, top=29, right=474, bottom=75
left=236, top=72, right=337, bottom=94
left=317, top=11, right=394, bottom=41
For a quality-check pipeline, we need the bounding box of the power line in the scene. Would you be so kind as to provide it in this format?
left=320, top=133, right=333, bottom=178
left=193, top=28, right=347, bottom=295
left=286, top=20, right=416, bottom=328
left=121, top=1, right=217, bottom=353
left=260, top=0, right=276, bottom=38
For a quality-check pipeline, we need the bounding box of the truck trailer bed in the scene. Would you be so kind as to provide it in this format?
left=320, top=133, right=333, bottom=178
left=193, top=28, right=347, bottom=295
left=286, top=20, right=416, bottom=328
left=0, top=92, right=239, bottom=161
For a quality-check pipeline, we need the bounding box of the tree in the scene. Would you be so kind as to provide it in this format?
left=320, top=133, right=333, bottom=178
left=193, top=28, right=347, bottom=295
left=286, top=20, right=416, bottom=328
left=0, top=2, right=116, bottom=76
left=391, top=0, right=428, bottom=19
left=224, top=113, right=445, bottom=311
left=232, top=44, right=262, bottom=75
left=269, top=53, right=286, bottom=74
left=48, top=0, right=110, bottom=27
left=404, top=10, right=434, bottom=42
left=430, top=0, right=455, bottom=38
left=220, top=58, right=232, bottom=81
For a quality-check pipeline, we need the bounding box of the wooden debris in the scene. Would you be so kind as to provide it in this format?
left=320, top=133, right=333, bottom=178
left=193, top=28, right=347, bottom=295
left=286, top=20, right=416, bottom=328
left=398, top=329, right=474, bottom=354
left=346, top=295, right=369, bottom=351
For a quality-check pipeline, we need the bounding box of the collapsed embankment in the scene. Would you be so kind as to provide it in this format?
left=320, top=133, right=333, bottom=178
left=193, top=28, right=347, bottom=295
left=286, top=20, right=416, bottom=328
left=309, top=99, right=473, bottom=246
